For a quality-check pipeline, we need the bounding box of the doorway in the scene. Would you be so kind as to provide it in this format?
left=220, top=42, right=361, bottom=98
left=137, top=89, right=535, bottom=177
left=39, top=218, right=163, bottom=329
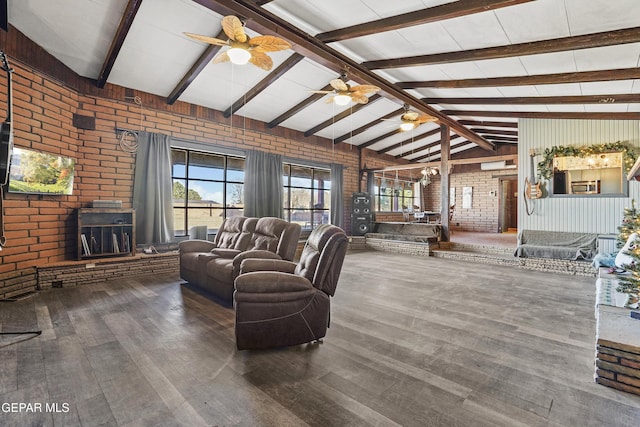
left=499, top=178, right=518, bottom=233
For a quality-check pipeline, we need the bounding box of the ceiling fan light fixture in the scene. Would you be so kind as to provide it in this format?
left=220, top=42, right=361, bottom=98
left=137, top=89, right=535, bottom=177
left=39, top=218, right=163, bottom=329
left=400, top=122, right=415, bottom=131
left=334, top=94, right=351, bottom=106
left=227, top=47, right=251, bottom=65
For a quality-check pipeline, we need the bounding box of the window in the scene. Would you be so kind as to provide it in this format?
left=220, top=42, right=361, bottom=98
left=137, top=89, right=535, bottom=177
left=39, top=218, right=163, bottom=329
left=283, top=163, right=330, bottom=231
left=550, top=152, right=627, bottom=196
left=171, top=148, right=244, bottom=236
left=374, top=175, right=414, bottom=212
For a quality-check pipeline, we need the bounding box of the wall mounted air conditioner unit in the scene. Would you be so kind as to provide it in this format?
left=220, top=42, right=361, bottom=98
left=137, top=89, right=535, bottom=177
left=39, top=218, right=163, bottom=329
left=480, top=161, right=517, bottom=170
left=481, top=161, right=506, bottom=170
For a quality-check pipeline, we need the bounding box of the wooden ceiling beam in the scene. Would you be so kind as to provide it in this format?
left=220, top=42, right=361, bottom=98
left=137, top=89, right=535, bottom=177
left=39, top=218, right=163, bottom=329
left=192, top=0, right=494, bottom=151
left=364, top=27, right=640, bottom=70
left=424, top=94, right=640, bottom=105
left=484, top=135, right=518, bottom=142
left=316, top=0, right=532, bottom=43
left=410, top=140, right=470, bottom=162
left=333, top=108, right=404, bottom=144
left=376, top=127, right=441, bottom=154
left=459, top=120, right=518, bottom=128
left=357, top=129, right=402, bottom=150
left=223, top=53, right=304, bottom=117
left=167, top=29, right=226, bottom=105
left=304, top=94, right=382, bottom=137
left=268, top=83, right=332, bottom=128
left=442, top=110, right=640, bottom=119
left=96, top=0, right=143, bottom=88
left=396, top=135, right=463, bottom=159
left=471, top=128, right=518, bottom=136
left=397, top=67, right=640, bottom=89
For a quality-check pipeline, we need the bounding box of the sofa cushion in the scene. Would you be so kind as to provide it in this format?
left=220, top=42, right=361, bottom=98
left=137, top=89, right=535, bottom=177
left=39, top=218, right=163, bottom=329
left=206, top=257, right=234, bottom=284
left=215, top=217, right=248, bottom=249
left=248, top=217, right=289, bottom=253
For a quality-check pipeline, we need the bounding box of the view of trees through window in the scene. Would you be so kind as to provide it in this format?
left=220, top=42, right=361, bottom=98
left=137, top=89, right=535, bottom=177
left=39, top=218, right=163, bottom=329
left=171, top=149, right=331, bottom=236
left=374, top=176, right=414, bottom=212
left=171, top=149, right=244, bottom=236
left=283, top=164, right=331, bottom=231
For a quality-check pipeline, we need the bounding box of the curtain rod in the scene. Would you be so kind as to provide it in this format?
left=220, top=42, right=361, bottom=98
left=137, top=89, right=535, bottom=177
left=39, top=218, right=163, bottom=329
left=115, top=126, right=137, bottom=135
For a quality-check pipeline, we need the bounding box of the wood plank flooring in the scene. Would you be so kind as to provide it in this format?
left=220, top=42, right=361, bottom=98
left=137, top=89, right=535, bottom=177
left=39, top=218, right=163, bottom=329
left=1, top=251, right=640, bottom=426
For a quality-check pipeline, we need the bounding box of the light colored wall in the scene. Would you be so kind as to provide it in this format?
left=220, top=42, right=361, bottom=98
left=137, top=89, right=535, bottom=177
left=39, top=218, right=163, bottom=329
left=518, top=119, right=640, bottom=234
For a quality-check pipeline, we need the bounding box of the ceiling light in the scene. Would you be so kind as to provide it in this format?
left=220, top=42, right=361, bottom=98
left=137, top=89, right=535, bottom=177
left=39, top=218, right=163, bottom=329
left=400, top=122, right=415, bottom=131
left=227, top=47, right=251, bottom=65
left=333, top=94, right=351, bottom=106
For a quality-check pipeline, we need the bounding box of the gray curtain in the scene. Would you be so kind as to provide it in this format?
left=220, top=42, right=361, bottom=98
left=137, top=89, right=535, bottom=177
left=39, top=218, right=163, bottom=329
left=244, top=149, right=283, bottom=218
left=132, top=131, right=174, bottom=244
left=330, top=163, right=344, bottom=229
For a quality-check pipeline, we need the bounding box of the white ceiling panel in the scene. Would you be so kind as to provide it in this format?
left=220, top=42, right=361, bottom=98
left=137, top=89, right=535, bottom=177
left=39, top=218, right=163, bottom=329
left=518, top=51, right=578, bottom=75
left=573, top=43, right=640, bottom=71
left=109, top=0, right=223, bottom=97
left=534, top=83, right=583, bottom=96
left=579, top=81, right=635, bottom=95
left=584, top=103, right=634, bottom=113
left=9, top=0, right=127, bottom=77
left=441, top=10, right=510, bottom=50
left=494, top=0, right=570, bottom=43
left=565, top=0, right=640, bottom=35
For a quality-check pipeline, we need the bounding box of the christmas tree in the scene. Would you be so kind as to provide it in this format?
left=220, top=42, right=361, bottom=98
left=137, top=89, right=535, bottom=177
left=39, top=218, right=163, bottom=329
left=616, top=199, right=640, bottom=299
left=617, top=199, right=640, bottom=249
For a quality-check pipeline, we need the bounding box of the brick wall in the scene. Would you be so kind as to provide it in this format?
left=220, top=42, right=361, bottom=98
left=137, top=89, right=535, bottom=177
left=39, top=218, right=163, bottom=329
left=596, top=339, right=640, bottom=396
left=423, top=168, right=517, bottom=232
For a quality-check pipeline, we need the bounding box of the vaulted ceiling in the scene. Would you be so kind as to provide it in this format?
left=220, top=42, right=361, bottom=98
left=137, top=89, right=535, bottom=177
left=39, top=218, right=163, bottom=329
left=8, top=0, right=640, bottom=163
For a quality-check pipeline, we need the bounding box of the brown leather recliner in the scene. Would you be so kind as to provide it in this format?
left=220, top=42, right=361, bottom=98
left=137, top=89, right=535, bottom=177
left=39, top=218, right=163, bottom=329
left=233, top=224, right=348, bottom=350
left=204, top=217, right=301, bottom=302
left=178, top=216, right=252, bottom=286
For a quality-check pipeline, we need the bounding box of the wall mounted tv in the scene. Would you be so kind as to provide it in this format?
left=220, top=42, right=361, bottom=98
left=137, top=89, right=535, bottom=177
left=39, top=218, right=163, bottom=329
left=8, top=147, right=75, bottom=195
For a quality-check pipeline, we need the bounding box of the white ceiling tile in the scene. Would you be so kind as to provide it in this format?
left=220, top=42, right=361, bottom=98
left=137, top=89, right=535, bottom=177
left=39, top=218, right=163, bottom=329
left=574, top=43, right=640, bottom=71
left=585, top=103, right=634, bottom=113
left=440, top=11, right=510, bottom=50
left=519, top=51, right=578, bottom=75
left=494, top=0, right=570, bottom=43
left=472, top=57, right=528, bottom=78
left=497, top=86, right=541, bottom=97
left=9, top=0, right=128, bottom=77
left=546, top=105, right=585, bottom=113
left=565, top=0, right=640, bottom=35
left=534, top=83, right=582, bottom=96
left=579, top=81, right=634, bottom=95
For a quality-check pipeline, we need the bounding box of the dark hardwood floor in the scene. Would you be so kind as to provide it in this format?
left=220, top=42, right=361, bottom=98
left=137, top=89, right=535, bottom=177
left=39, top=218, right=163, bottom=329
left=1, top=251, right=640, bottom=426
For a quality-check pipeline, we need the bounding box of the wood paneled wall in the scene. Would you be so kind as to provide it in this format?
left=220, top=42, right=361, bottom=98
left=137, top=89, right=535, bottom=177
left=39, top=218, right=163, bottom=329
left=518, top=119, right=640, bottom=234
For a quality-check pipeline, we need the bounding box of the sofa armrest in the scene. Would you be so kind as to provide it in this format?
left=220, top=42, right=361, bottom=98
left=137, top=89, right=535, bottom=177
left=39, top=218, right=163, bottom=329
left=234, top=272, right=314, bottom=302
left=233, top=250, right=284, bottom=278
left=179, top=240, right=216, bottom=254
left=239, top=259, right=297, bottom=275
left=211, top=248, right=242, bottom=258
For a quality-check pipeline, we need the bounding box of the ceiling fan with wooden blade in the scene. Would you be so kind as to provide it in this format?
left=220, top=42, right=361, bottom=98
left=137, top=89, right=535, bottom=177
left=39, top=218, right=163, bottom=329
left=383, top=104, right=438, bottom=131
left=311, top=77, right=380, bottom=105
left=184, top=15, right=291, bottom=70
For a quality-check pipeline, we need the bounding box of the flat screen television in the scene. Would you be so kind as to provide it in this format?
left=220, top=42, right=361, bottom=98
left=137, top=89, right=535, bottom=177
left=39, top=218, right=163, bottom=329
left=8, top=147, right=75, bottom=195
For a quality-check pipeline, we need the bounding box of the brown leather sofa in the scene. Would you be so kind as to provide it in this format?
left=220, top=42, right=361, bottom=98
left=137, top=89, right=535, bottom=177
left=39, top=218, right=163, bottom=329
left=233, top=224, right=348, bottom=350
left=178, top=216, right=301, bottom=303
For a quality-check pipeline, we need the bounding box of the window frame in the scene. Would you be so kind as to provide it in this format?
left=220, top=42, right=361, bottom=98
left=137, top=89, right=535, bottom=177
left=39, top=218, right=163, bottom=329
left=374, top=175, right=415, bottom=212
left=171, top=148, right=245, bottom=237
left=282, top=162, right=331, bottom=232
